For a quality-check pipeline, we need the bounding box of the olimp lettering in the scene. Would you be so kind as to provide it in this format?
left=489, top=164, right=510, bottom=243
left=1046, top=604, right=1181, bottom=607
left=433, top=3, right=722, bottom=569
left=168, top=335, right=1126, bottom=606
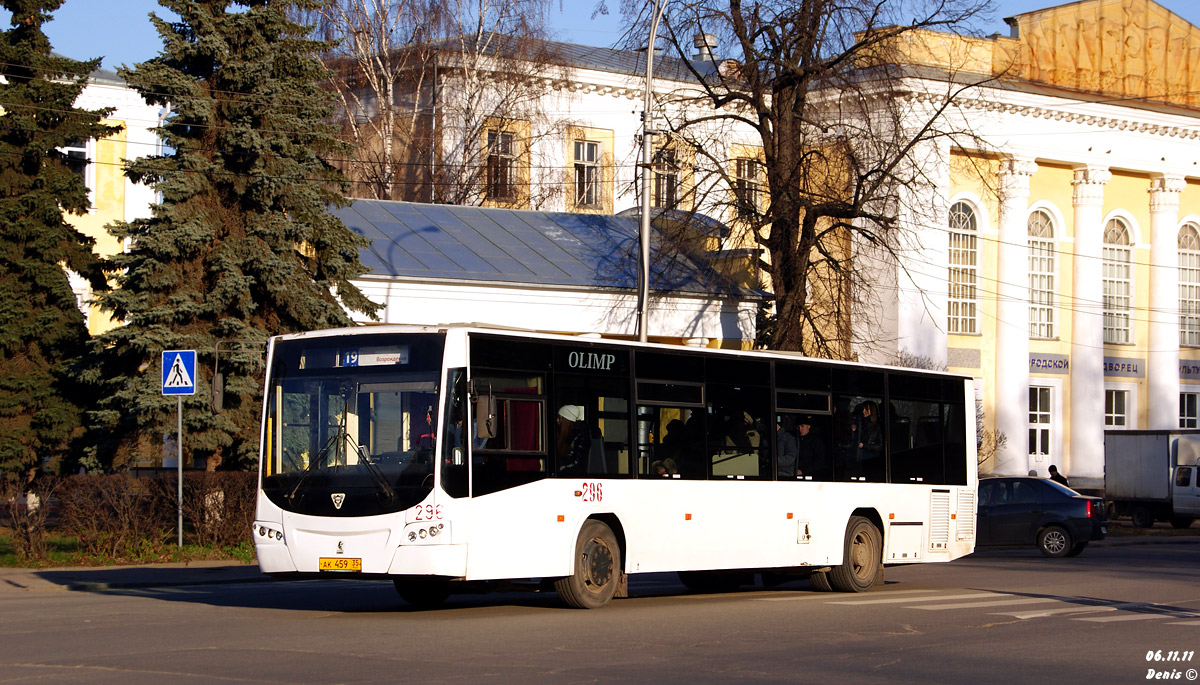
left=568, top=351, right=616, bottom=371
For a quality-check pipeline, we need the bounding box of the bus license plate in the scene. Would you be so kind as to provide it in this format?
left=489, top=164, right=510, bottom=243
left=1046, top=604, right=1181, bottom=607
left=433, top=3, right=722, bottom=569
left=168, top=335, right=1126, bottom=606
left=319, top=557, right=362, bottom=572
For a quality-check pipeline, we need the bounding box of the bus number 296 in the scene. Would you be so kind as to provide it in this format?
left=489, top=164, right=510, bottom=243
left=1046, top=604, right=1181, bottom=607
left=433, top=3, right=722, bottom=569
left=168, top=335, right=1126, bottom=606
left=581, top=482, right=603, bottom=503
left=414, top=504, right=443, bottom=521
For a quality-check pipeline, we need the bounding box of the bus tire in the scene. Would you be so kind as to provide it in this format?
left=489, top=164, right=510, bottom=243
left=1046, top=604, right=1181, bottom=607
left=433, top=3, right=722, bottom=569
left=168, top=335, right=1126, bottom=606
left=556, top=520, right=620, bottom=609
left=808, top=570, right=833, bottom=592
left=828, top=516, right=881, bottom=592
left=393, top=577, right=451, bottom=608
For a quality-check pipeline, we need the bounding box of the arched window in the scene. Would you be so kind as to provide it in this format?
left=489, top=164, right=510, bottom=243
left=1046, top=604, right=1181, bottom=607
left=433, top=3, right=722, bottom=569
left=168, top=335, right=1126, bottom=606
left=948, top=201, right=978, bottom=334
left=1103, top=218, right=1132, bottom=344
left=1180, top=224, right=1200, bottom=347
left=1028, top=209, right=1056, bottom=339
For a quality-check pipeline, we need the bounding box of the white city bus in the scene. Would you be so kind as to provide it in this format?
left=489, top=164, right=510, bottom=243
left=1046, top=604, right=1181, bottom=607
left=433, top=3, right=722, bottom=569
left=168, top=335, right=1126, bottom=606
left=254, top=325, right=977, bottom=608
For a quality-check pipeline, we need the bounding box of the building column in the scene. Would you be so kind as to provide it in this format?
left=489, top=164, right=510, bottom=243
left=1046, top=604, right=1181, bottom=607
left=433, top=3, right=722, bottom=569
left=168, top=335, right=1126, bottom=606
left=1070, top=166, right=1111, bottom=481
left=1148, top=175, right=1185, bottom=430
left=993, top=158, right=1037, bottom=475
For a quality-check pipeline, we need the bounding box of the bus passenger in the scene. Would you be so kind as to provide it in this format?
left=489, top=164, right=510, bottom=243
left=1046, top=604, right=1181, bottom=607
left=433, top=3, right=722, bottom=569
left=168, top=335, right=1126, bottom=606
left=776, top=415, right=798, bottom=479
left=555, top=404, right=591, bottom=474
left=795, top=416, right=826, bottom=479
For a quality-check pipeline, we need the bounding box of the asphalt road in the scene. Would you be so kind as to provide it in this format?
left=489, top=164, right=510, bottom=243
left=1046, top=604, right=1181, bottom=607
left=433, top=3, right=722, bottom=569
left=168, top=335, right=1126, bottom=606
left=1, top=538, right=1198, bottom=683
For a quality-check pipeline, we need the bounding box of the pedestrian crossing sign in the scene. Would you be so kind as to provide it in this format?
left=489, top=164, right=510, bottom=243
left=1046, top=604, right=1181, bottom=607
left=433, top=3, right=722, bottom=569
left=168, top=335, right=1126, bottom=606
left=162, top=350, right=196, bottom=395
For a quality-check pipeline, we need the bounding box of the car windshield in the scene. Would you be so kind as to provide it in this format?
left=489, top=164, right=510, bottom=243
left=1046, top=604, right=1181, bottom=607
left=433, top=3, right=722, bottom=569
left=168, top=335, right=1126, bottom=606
left=261, top=333, right=446, bottom=516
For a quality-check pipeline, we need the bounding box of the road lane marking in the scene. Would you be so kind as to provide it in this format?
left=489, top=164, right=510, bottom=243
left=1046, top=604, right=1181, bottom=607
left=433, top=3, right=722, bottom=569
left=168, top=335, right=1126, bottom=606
left=829, top=592, right=1007, bottom=605
left=755, top=589, right=937, bottom=602
left=913, top=597, right=1060, bottom=610
left=1074, top=614, right=1175, bottom=623
left=999, top=605, right=1122, bottom=619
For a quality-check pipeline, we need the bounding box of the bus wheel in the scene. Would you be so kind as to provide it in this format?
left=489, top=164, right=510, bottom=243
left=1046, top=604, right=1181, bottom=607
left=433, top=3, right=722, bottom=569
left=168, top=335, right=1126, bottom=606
left=393, top=577, right=451, bottom=608
left=808, top=570, right=833, bottom=592
left=828, top=516, right=881, bottom=592
left=556, top=520, right=621, bottom=609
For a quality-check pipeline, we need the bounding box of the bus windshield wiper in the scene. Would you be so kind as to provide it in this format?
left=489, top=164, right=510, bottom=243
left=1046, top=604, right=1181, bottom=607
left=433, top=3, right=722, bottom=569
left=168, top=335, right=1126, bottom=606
left=285, top=431, right=339, bottom=504
left=352, top=443, right=397, bottom=503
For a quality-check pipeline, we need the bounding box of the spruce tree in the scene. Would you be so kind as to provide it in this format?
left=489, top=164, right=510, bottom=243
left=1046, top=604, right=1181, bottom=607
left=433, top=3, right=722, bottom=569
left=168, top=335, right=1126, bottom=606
left=0, top=0, right=117, bottom=478
left=85, top=0, right=379, bottom=471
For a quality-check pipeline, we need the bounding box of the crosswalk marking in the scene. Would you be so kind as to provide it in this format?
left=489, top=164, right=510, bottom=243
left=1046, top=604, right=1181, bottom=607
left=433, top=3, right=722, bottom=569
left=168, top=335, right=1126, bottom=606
left=755, top=589, right=937, bottom=602
left=914, top=597, right=1060, bottom=610
left=830, top=592, right=1006, bottom=606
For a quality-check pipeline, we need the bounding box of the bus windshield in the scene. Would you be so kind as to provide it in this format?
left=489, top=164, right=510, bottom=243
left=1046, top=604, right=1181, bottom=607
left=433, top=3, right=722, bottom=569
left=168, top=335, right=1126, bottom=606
left=260, top=333, right=446, bottom=517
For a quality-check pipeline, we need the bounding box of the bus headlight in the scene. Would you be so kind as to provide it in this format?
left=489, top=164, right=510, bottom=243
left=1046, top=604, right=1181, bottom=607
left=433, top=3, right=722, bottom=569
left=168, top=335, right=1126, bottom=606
left=402, top=521, right=450, bottom=545
left=254, top=523, right=285, bottom=544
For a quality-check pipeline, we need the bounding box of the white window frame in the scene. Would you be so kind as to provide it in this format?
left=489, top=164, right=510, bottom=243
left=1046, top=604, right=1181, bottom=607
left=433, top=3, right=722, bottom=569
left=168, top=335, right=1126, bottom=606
left=1027, top=379, right=1062, bottom=472
left=948, top=200, right=978, bottom=335
left=1028, top=208, right=1057, bottom=340
left=652, top=147, right=679, bottom=209
left=1103, top=218, right=1133, bottom=344
left=573, top=140, right=600, bottom=208
left=1180, top=386, right=1200, bottom=428
left=486, top=130, right=517, bottom=201
left=61, top=138, right=96, bottom=210
left=1104, top=381, right=1138, bottom=429
left=1180, top=224, right=1200, bottom=347
left=734, top=157, right=762, bottom=219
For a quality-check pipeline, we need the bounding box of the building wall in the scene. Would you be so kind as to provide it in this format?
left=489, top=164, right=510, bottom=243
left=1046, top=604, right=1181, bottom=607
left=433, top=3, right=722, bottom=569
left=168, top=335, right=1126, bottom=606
left=910, top=0, right=1200, bottom=488
left=66, top=76, right=159, bottom=335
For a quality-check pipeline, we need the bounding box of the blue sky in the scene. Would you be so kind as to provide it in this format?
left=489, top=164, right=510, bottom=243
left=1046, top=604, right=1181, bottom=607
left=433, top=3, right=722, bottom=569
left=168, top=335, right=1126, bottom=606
left=16, top=0, right=1200, bottom=71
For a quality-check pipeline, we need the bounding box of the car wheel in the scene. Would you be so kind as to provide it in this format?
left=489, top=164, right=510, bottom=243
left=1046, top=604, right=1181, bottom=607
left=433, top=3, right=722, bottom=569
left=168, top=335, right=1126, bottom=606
left=1130, top=506, right=1155, bottom=528
left=1064, top=541, right=1088, bottom=557
left=1037, top=525, right=1072, bottom=558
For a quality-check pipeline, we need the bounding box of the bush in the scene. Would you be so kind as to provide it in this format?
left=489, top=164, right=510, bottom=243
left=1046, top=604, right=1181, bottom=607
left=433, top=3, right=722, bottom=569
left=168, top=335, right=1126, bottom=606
left=58, top=474, right=173, bottom=558
left=1, top=475, right=60, bottom=561
left=153, top=471, right=257, bottom=547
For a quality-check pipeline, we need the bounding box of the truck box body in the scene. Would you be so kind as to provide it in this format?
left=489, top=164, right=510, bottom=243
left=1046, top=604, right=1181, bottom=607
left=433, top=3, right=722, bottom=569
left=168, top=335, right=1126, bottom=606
left=1103, top=430, right=1200, bottom=527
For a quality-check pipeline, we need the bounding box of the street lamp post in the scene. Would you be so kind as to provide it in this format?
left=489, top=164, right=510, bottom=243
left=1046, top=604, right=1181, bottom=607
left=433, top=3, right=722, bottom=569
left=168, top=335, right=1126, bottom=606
left=637, top=0, right=668, bottom=343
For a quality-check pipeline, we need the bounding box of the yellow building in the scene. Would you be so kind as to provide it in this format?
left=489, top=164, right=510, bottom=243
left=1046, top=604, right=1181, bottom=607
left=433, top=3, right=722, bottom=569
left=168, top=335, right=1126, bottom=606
left=878, top=0, right=1200, bottom=487
left=65, top=65, right=160, bottom=335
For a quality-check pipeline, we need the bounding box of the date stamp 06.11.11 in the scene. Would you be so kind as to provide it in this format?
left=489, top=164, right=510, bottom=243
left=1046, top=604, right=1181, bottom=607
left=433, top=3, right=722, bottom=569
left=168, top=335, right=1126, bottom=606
left=1144, top=650, right=1196, bottom=681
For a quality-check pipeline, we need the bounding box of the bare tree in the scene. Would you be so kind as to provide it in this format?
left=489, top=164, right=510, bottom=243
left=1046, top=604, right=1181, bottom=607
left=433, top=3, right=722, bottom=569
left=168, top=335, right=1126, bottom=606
left=607, top=0, right=995, bottom=358
left=303, top=0, right=567, bottom=207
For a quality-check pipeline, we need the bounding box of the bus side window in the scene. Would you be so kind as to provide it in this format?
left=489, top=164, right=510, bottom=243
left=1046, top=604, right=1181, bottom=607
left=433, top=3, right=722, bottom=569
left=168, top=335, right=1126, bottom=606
left=554, top=375, right=631, bottom=477
left=471, top=372, right=548, bottom=496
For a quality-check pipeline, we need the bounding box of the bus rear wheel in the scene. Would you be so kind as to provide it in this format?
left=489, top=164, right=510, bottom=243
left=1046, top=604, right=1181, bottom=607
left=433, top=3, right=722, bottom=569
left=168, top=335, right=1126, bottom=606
left=828, top=516, right=881, bottom=592
left=556, top=520, right=621, bottom=609
left=393, top=577, right=451, bottom=608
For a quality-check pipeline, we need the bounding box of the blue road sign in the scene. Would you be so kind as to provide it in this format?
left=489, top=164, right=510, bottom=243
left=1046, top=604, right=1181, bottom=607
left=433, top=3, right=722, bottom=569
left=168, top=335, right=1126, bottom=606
left=162, top=350, right=197, bottom=395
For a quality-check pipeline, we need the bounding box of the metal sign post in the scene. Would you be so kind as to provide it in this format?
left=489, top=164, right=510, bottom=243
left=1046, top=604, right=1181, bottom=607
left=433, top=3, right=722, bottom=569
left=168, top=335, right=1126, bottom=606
left=162, top=350, right=196, bottom=547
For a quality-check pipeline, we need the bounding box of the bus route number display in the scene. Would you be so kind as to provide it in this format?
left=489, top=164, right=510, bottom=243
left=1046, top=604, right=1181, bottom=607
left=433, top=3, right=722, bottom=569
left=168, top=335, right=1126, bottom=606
left=580, top=482, right=603, bottom=503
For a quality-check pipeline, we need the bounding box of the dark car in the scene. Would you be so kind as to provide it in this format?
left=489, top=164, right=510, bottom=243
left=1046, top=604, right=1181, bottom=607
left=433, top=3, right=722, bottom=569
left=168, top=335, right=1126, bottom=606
left=976, top=476, right=1107, bottom=557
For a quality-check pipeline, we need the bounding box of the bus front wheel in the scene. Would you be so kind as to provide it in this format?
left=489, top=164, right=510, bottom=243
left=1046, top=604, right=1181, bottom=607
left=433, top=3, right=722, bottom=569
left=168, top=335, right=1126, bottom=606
left=556, top=520, right=621, bottom=609
left=828, top=516, right=881, bottom=592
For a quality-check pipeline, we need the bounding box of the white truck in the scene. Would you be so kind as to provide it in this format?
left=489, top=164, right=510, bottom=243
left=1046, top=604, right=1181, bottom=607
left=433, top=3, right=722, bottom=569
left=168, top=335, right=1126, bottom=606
left=1104, top=430, right=1200, bottom=528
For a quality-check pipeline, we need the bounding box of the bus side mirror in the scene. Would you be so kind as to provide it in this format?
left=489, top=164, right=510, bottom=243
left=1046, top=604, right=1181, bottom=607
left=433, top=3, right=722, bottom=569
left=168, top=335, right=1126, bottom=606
left=475, top=393, right=496, bottom=440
